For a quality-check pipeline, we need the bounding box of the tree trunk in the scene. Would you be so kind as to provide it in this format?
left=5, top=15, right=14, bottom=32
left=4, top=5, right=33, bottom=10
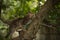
left=23, top=0, right=60, bottom=40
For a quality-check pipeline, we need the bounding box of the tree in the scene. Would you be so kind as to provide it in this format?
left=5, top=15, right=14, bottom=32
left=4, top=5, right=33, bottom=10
left=0, top=0, right=60, bottom=40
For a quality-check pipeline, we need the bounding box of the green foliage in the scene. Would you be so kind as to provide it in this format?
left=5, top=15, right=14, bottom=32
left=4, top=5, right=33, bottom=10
left=45, top=3, right=60, bottom=25
left=1, top=0, right=39, bottom=20
left=1, top=0, right=47, bottom=20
